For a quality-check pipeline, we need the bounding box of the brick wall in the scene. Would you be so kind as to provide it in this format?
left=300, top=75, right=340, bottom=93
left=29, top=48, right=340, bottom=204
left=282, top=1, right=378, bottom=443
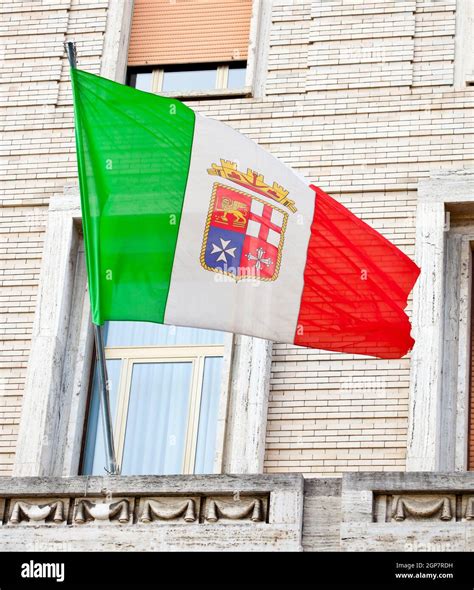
left=192, top=0, right=474, bottom=475
left=1, top=0, right=474, bottom=476
left=260, top=0, right=474, bottom=475
left=0, top=0, right=109, bottom=475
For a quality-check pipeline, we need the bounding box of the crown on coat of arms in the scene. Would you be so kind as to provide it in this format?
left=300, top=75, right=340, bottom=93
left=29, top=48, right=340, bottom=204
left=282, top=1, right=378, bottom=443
left=207, top=159, right=297, bottom=213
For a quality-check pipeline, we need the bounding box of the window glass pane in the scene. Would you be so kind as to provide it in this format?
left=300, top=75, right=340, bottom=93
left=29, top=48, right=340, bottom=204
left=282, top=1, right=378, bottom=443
left=105, top=321, right=225, bottom=346
left=228, top=66, right=247, bottom=89
left=82, top=359, right=121, bottom=475
left=194, top=357, right=224, bottom=474
left=121, top=362, right=192, bottom=475
left=133, top=72, right=153, bottom=92
left=162, top=68, right=217, bottom=92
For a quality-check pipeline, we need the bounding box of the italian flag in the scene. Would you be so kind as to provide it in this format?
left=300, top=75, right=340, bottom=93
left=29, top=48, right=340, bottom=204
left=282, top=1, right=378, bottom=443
left=71, top=69, right=420, bottom=359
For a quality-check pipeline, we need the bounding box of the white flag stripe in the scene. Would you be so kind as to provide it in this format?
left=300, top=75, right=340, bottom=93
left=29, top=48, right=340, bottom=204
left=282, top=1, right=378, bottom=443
left=164, top=113, right=316, bottom=342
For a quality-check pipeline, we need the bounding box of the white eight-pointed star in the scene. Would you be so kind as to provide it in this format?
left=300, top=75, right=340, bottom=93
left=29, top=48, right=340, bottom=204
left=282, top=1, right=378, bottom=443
left=210, top=238, right=237, bottom=264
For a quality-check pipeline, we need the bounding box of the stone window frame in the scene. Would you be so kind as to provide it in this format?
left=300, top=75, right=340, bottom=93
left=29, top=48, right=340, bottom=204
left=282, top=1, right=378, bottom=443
left=244, top=0, right=272, bottom=98
left=12, top=0, right=273, bottom=478
left=13, top=192, right=272, bottom=478
left=407, top=169, right=474, bottom=472
left=454, top=0, right=474, bottom=89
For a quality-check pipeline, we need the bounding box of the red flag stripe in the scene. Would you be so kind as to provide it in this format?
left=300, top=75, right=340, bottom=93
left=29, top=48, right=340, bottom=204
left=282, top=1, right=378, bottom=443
left=294, top=186, right=420, bottom=359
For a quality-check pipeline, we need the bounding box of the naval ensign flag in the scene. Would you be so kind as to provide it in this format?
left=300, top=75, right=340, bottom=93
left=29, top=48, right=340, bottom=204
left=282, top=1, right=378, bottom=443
left=71, top=68, right=420, bottom=359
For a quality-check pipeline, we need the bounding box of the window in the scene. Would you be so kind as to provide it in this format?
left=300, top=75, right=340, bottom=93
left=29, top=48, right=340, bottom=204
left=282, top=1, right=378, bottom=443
left=81, top=322, right=225, bottom=476
left=129, top=71, right=152, bottom=93
left=128, top=61, right=247, bottom=94
left=127, top=0, right=252, bottom=95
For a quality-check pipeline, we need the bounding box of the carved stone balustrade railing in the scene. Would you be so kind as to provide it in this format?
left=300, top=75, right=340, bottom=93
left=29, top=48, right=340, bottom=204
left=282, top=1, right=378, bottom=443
left=0, top=474, right=304, bottom=551
left=3, top=472, right=474, bottom=551
left=340, top=472, right=474, bottom=552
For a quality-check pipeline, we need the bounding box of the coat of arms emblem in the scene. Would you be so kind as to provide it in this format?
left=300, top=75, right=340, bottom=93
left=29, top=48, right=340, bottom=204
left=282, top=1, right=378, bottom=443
left=201, top=160, right=297, bottom=282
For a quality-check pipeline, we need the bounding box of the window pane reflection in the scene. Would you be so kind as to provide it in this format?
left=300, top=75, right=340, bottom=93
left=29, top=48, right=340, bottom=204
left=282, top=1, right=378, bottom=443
left=194, top=357, right=223, bottom=474
left=132, top=72, right=153, bottom=92
left=228, top=66, right=247, bottom=88
left=162, top=68, right=216, bottom=92
left=121, top=362, right=193, bottom=475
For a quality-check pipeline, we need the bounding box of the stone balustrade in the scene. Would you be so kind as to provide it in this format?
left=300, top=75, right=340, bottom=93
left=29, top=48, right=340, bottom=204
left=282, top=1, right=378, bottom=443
left=1, top=472, right=474, bottom=551
left=0, top=474, right=303, bottom=551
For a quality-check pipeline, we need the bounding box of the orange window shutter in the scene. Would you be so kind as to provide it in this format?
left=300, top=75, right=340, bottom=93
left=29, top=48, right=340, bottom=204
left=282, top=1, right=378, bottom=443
left=128, top=0, right=253, bottom=66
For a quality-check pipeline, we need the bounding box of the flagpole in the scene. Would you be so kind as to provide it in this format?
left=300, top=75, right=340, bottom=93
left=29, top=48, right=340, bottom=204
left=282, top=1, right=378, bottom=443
left=66, top=41, right=119, bottom=475
left=93, top=324, right=119, bottom=475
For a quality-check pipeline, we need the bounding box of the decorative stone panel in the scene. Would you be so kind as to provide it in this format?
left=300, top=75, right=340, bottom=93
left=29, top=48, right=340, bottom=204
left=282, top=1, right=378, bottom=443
left=204, top=495, right=268, bottom=523
left=6, top=498, right=68, bottom=526
left=0, top=475, right=303, bottom=551
left=137, top=497, right=199, bottom=524
left=391, top=495, right=453, bottom=522
left=0, top=494, right=271, bottom=527
left=72, top=497, right=134, bottom=525
left=374, top=494, right=455, bottom=522
left=342, top=473, right=474, bottom=551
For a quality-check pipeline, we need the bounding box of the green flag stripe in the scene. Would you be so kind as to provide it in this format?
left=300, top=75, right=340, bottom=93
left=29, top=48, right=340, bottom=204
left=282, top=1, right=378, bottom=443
left=71, top=69, right=196, bottom=325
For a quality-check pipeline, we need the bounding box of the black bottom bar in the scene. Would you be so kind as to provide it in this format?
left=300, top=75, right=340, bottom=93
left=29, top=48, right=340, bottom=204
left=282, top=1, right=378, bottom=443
left=0, top=552, right=472, bottom=588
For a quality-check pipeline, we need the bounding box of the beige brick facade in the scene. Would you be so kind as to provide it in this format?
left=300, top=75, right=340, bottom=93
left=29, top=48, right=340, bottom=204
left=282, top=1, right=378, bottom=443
left=261, top=0, right=474, bottom=475
left=1, top=0, right=109, bottom=475
left=1, top=0, right=473, bottom=476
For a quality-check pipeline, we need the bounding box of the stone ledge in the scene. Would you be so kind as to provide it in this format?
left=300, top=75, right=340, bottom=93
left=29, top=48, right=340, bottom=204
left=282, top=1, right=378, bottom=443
left=0, top=474, right=304, bottom=552
left=343, top=471, right=474, bottom=492
left=0, top=473, right=302, bottom=496
left=4, top=472, right=474, bottom=551
left=341, top=472, right=474, bottom=551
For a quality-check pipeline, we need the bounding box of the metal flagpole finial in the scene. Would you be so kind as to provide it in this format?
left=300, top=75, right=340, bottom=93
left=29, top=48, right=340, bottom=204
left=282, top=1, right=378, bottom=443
left=65, top=41, right=77, bottom=69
